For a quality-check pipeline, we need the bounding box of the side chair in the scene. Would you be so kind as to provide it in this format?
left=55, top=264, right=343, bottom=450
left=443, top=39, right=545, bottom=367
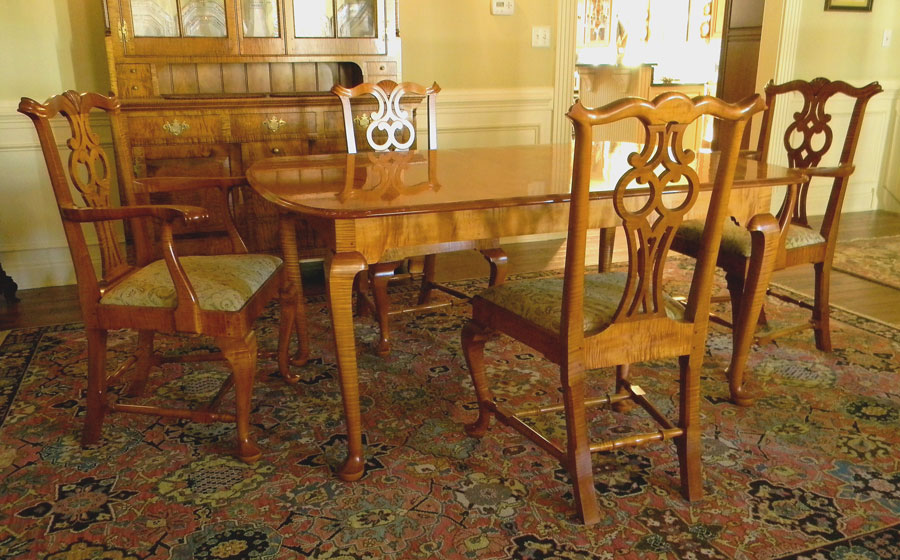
left=460, top=92, right=765, bottom=524
left=331, top=80, right=508, bottom=355
left=671, top=77, right=882, bottom=404
left=19, top=90, right=295, bottom=462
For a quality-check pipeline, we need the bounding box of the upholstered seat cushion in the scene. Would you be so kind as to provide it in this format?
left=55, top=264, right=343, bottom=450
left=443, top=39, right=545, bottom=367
left=477, top=272, right=683, bottom=335
left=100, top=254, right=282, bottom=312
left=675, top=219, right=825, bottom=258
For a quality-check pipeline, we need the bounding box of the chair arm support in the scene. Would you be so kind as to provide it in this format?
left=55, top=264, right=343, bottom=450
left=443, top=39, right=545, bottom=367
left=60, top=204, right=209, bottom=225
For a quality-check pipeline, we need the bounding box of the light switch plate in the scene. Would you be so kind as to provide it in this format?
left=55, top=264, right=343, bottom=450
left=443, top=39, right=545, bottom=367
left=532, top=26, right=551, bottom=48
left=491, top=0, right=514, bottom=16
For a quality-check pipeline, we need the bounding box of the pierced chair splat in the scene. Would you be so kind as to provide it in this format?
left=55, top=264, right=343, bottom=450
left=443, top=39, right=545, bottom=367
left=671, top=77, right=882, bottom=405
left=331, top=80, right=508, bottom=356
left=18, top=90, right=294, bottom=462
left=459, top=92, right=766, bottom=524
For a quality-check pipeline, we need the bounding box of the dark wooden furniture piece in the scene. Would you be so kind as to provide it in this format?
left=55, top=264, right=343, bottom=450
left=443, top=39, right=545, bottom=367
left=19, top=90, right=293, bottom=462
left=714, top=0, right=764, bottom=149
left=458, top=94, right=765, bottom=524
left=332, top=80, right=508, bottom=355
left=100, top=0, right=401, bottom=255
left=672, top=77, right=883, bottom=405
left=0, top=262, right=18, bottom=304
left=246, top=132, right=800, bottom=487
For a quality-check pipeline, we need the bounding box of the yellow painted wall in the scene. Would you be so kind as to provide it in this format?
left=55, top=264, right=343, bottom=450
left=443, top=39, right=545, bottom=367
left=794, top=0, right=900, bottom=82
left=1, top=0, right=556, bottom=101
left=398, top=0, right=558, bottom=88
left=0, top=0, right=109, bottom=100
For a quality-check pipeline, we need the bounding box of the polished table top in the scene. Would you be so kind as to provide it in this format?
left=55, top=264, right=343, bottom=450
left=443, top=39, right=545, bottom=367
left=247, top=143, right=797, bottom=219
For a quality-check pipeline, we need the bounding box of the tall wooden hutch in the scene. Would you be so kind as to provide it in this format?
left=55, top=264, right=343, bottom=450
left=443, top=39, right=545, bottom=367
left=101, top=0, right=401, bottom=254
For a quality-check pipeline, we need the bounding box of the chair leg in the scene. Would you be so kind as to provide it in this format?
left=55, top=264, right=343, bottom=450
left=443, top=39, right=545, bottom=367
left=278, top=214, right=309, bottom=379
left=370, top=262, right=398, bottom=356
left=219, top=331, right=262, bottom=463
left=127, top=330, right=155, bottom=397
left=354, top=270, right=370, bottom=317
left=560, top=361, right=600, bottom=525
left=461, top=321, right=494, bottom=437
left=611, top=364, right=635, bottom=413
left=726, top=214, right=780, bottom=406
left=480, top=248, right=509, bottom=286
left=812, top=261, right=832, bottom=352
left=417, top=254, right=438, bottom=305
left=724, top=270, right=745, bottom=329
left=82, top=328, right=109, bottom=447
left=676, top=354, right=703, bottom=501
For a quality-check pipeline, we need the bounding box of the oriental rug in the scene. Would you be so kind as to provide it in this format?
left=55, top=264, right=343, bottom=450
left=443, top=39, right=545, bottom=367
left=0, top=273, right=898, bottom=559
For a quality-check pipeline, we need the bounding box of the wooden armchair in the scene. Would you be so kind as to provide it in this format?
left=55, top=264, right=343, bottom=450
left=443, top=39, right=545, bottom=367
left=18, top=91, right=296, bottom=462
left=331, top=80, right=507, bottom=355
left=461, top=93, right=765, bottom=524
left=671, top=77, right=882, bottom=404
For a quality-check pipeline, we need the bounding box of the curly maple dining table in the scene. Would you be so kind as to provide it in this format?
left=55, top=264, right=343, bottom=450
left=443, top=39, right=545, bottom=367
left=247, top=142, right=806, bottom=480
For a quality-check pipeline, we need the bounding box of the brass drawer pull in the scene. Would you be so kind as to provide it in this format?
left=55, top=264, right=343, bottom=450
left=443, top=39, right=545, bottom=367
left=354, top=114, right=372, bottom=128
left=271, top=147, right=282, bottom=154
left=162, top=119, right=190, bottom=136
left=263, top=115, right=286, bottom=133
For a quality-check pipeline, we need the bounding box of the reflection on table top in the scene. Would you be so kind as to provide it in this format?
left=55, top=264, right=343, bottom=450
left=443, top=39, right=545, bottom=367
left=246, top=143, right=798, bottom=219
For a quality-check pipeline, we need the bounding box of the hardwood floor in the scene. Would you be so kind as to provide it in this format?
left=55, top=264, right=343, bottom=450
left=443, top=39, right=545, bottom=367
left=1, top=210, right=898, bottom=331
left=769, top=210, right=900, bottom=327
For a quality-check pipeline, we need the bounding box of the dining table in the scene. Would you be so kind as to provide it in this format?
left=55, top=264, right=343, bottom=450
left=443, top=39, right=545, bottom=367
left=246, top=141, right=806, bottom=481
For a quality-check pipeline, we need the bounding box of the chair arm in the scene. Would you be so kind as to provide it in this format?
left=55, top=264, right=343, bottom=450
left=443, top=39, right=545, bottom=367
left=129, top=177, right=250, bottom=255
left=797, top=164, right=855, bottom=179
left=60, top=204, right=209, bottom=225
left=133, top=176, right=248, bottom=194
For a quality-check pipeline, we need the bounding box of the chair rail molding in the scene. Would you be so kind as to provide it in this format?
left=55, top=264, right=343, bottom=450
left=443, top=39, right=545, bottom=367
left=417, top=87, right=554, bottom=148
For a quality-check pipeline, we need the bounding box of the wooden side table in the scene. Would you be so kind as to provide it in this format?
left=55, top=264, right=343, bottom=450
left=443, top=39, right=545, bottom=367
left=0, top=261, right=18, bottom=304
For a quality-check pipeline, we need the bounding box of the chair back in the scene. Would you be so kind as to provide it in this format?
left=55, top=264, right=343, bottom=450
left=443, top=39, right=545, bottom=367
left=18, top=91, right=136, bottom=296
left=755, top=78, right=882, bottom=238
left=332, top=80, right=440, bottom=154
left=564, top=93, right=765, bottom=346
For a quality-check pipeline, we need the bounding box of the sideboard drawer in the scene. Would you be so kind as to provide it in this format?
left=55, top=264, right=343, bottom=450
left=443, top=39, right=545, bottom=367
left=126, top=114, right=227, bottom=143
left=230, top=110, right=318, bottom=141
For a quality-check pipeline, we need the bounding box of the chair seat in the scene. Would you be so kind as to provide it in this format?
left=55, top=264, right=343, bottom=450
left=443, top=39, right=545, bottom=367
left=676, top=219, right=825, bottom=258
left=476, top=272, right=683, bottom=335
left=101, top=254, right=282, bottom=312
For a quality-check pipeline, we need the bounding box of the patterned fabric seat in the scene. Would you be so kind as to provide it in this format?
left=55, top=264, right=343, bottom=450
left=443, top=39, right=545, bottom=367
left=477, top=272, right=684, bottom=335
left=101, top=254, right=282, bottom=312
left=675, top=219, right=825, bottom=258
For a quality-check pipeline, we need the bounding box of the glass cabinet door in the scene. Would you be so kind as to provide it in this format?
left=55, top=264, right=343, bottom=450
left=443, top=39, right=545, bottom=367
left=121, top=0, right=237, bottom=54
left=238, top=0, right=285, bottom=54
left=285, top=0, right=386, bottom=55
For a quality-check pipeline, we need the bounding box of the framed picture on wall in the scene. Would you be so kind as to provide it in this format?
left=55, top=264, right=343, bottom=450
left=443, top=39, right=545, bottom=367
left=824, top=0, right=873, bottom=11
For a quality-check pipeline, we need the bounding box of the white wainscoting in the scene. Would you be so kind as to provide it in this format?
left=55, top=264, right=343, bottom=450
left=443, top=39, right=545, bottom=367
left=765, top=80, right=900, bottom=216
left=0, top=87, right=555, bottom=289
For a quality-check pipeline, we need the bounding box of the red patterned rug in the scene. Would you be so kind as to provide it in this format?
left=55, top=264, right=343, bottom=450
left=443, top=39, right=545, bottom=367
left=0, top=270, right=898, bottom=559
